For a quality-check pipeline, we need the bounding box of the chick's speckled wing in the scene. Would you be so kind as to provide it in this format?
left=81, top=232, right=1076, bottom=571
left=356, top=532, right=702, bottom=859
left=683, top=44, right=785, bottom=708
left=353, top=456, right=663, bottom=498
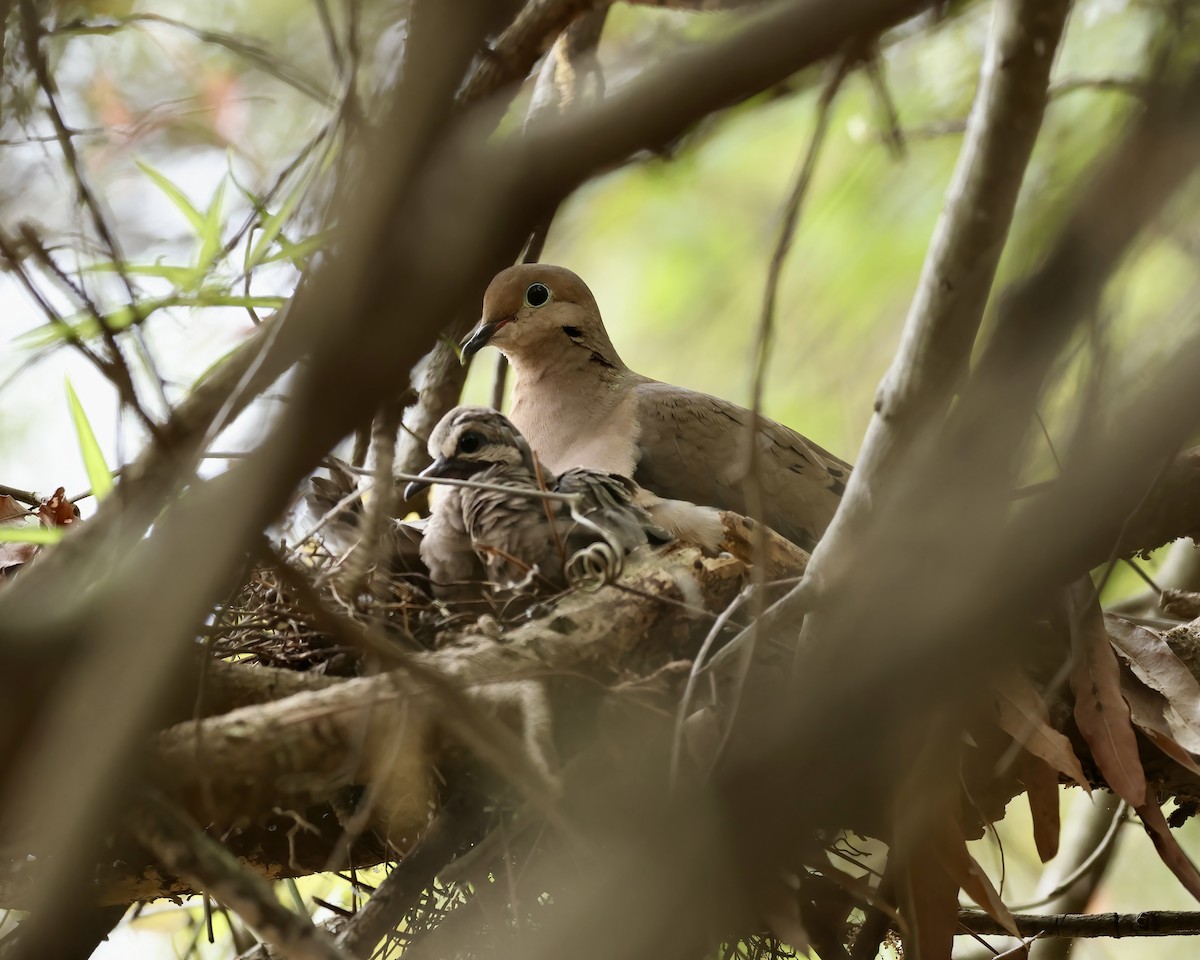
left=630, top=380, right=849, bottom=552
left=554, top=468, right=669, bottom=553
left=460, top=465, right=562, bottom=587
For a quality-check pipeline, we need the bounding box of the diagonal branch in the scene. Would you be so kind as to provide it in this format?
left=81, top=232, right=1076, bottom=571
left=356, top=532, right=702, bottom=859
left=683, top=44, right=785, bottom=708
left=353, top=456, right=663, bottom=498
left=131, top=791, right=353, bottom=960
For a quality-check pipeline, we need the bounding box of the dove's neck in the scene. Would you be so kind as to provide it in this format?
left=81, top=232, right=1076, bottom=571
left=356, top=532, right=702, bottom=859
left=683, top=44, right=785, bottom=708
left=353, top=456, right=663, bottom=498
left=506, top=345, right=640, bottom=478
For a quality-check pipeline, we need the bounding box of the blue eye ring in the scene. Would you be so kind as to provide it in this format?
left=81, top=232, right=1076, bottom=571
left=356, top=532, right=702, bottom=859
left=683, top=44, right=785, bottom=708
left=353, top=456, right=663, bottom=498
left=524, top=282, right=550, bottom=308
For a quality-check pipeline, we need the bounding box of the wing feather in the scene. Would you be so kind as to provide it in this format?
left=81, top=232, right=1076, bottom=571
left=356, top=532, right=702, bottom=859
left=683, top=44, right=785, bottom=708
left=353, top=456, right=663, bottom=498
left=631, top=380, right=849, bottom=551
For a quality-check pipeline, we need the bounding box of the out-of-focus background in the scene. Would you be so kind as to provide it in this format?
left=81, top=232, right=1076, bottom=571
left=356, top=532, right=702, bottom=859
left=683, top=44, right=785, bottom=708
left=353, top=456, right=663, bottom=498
left=1, top=1, right=1197, bottom=956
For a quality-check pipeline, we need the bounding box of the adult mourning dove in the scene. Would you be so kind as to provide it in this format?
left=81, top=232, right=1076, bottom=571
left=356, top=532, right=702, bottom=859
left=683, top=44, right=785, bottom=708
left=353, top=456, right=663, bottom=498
left=404, top=406, right=668, bottom=599
left=460, top=265, right=850, bottom=551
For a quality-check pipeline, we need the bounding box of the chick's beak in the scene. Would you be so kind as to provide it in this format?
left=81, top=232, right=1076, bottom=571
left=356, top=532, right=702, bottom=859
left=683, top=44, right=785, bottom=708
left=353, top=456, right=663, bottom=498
left=459, top=317, right=511, bottom=364
left=403, top=456, right=473, bottom=501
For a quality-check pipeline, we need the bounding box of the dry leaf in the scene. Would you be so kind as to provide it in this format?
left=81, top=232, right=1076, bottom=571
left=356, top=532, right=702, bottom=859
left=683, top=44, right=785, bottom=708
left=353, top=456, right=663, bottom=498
left=1106, top=614, right=1200, bottom=753
left=1017, top=750, right=1061, bottom=862
left=935, top=820, right=1020, bottom=939
left=1138, top=801, right=1200, bottom=902
left=0, top=495, right=39, bottom=577
left=0, top=541, right=39, bottom=577
left=1121, top=673, right=1200, bottom=775
left=1069, top=586, right=1147, bottom=807
left=37, top=487, right=79, bottom=527
left=899, top=841, right=958, bottom=960
left=995, top=671, right=1089, bottom=790
left=0, top=494, right=27, bottom=523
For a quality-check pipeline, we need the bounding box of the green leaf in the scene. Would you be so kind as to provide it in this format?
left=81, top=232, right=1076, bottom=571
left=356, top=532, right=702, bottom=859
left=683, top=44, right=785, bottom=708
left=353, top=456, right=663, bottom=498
left=260, top=229, right=334, bottom=268
left=197, top=177, right=228, bottom=274
left=65, top=379, right=115, bottom=500
left=19, top=292, right=288, bottom=345
left=86, top=262, right=205, bottom=287
left=247, top=160, right=319, bottom=269
left=0, top=525, right=64, bottom=544
left=138, top=160, right=206, bottom=235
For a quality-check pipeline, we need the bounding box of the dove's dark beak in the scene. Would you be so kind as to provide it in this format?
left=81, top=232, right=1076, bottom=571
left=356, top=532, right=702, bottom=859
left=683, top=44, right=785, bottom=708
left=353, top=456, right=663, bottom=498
left=403, top=456, right=476, bottom=500
left=459, top=317, right=511, bottom=364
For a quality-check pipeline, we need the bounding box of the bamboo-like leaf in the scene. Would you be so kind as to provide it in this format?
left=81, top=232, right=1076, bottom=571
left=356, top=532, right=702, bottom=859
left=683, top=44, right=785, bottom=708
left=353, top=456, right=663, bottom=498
left=197, top=178, right=228, bottom=273
left=138, top=160, right=207, bottom=234
left=21, top=293, right=287, bottom=345
left=0, top=525, right=64, bottom=544
left=66, top=380, right=114, bottom=500
left=86, top=262, right=206, bottom=286
left=246, top=160, right=320, bottom=269
left=1069, top=585, right=1147, bottom=807
left=261, top=229, right=334, bottom=268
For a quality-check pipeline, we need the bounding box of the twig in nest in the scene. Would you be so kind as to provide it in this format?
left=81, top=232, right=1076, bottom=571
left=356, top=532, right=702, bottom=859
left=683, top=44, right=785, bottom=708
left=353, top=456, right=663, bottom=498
left=335, top=801, right=485, bottom=956
left=130, top=789, right=353, bottom=960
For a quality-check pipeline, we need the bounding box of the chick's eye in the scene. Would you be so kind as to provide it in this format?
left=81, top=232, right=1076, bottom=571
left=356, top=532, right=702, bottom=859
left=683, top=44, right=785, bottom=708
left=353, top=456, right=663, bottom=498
left=458, top=432, right=483, bottom=455
left=524, top=282, right=550, bottom=308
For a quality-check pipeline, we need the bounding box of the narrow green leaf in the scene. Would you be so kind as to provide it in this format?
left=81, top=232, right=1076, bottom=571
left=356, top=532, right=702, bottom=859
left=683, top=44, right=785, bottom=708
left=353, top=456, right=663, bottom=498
left=197, top=178, right=228, bottom=274
left=0, top=525, right=64, bottom=544
left=247, top=160, right=319, bottom=269
left=86, top=262, right=205, bottom=286
left=262, top=229, right=334, bottom=268
left=137, top=160, right=206, bottom=235
left=19, top=293, right=288, bottom=346
left=65, top=379, right=115, bottom=500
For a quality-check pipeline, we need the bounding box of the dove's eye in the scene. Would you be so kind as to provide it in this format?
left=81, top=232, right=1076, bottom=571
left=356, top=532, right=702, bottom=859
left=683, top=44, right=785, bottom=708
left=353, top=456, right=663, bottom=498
left=524, top=283, right=550, bottom=308
left=457, top=431, right=483, bottom=455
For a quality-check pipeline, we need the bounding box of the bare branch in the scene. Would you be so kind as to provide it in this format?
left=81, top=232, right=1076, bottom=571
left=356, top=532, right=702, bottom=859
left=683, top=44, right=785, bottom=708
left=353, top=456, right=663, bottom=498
left=131, top=791, right=353, bottom=960
left=958, top=908, right=1200, bottom=939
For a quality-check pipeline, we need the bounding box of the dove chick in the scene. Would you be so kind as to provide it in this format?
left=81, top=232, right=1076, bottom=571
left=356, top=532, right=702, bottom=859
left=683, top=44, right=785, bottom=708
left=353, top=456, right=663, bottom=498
left=405, top=406, right=668, bottom=600
left=460, top=265, right=849, bottom=552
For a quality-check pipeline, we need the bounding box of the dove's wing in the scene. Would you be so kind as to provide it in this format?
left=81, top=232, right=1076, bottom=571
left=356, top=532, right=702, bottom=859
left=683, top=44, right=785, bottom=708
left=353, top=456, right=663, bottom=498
left=632, top=380, right=848, bottom=552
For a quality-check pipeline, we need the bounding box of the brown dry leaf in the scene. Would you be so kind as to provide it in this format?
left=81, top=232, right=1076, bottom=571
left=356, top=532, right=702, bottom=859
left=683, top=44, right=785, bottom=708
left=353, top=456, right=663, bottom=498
left=1121, top=673, right=1200, bottom=775
left=1069, top=586, right=1147, bottom=808
left=1106, top=614, right=1200, bottom=753
left=0, top=494, right=27, bottom=523
left=0, top=494, right=38, bottom=577
left=994, top=671, right=1089, bottom=790
left=1017, top=750, right=1061, bottom=862
left=0, top=541, right=40, bottom=576
left=898, top=840, right=958, bottom=960
left=37, top=487, right=79, bottom=527
left=935, top=820, right=1020, bottom=939
left=1138, top=800, right=1200, bottom=902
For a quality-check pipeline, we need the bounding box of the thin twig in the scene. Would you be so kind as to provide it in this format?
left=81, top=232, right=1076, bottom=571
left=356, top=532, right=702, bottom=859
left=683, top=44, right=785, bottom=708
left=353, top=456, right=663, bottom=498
left=745, top=48, right=852, bottom=681
left=131, top=790, right=354, bottom=960
left=957, top=908, right=1200, bottom=939
left=19, top=0, right=170, bottom=417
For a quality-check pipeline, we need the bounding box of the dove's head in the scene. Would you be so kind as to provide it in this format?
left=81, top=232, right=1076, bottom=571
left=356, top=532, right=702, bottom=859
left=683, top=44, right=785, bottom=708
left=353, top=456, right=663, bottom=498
left=404, top=406, right=537, bottom=499
left=460, top=264, right=622, bottom=368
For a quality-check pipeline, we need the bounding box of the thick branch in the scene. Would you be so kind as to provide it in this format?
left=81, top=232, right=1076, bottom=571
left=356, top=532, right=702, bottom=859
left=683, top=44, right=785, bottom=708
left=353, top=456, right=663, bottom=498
left=807, top=0, right=1072, bottom=580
